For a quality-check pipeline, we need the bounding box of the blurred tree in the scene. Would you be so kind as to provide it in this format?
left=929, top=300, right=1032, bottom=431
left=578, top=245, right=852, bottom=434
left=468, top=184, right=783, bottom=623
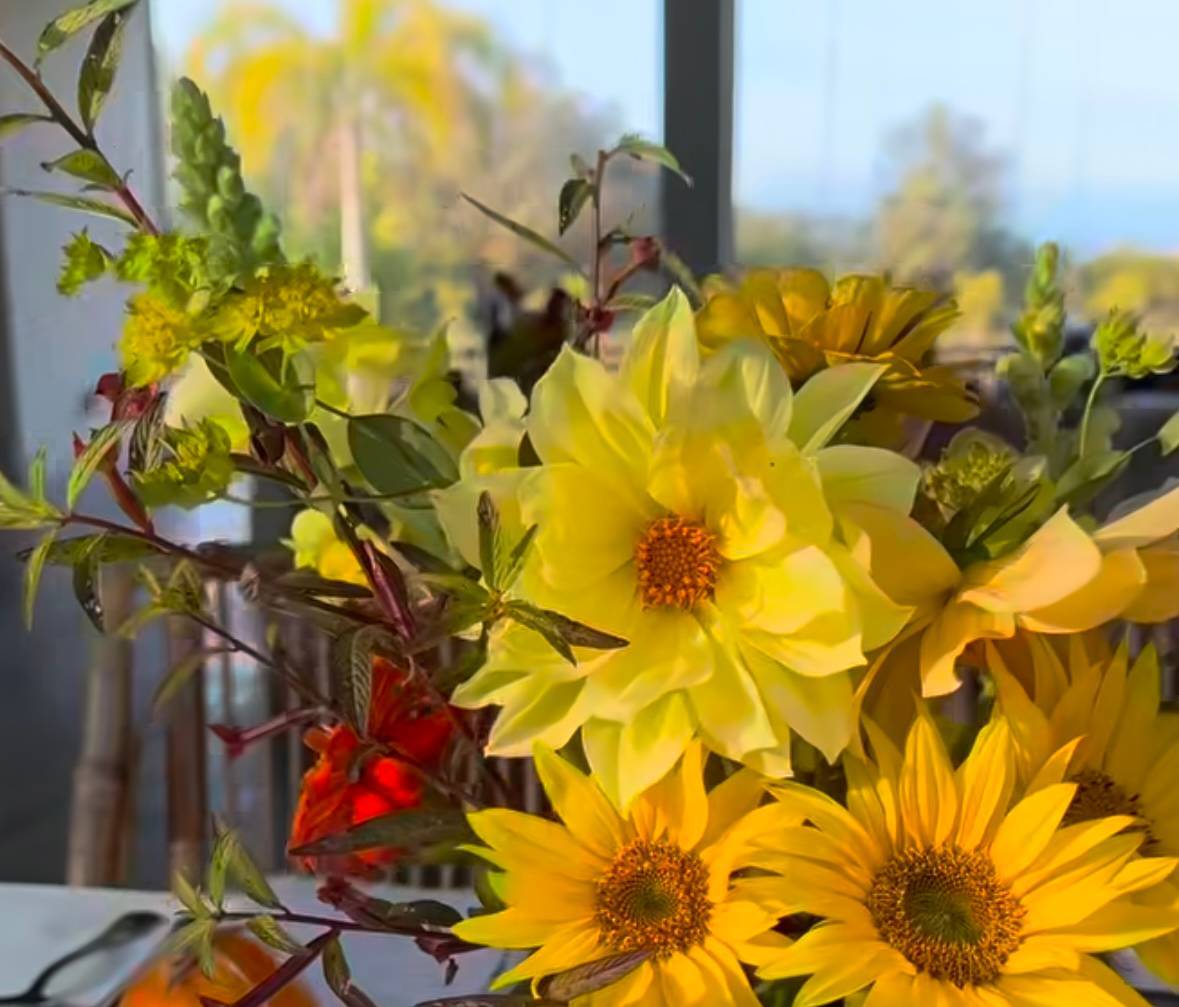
left=873, top=105, right=1028, bottom=298
left=1080, top=249, right=1179, bottom=330
left=185, top=0, right=643, bottom=335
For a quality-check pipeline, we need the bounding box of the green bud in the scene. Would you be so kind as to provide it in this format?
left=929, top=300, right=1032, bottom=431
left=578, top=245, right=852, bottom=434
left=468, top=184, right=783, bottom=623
left=1091, top=308, right=1176, bottom=379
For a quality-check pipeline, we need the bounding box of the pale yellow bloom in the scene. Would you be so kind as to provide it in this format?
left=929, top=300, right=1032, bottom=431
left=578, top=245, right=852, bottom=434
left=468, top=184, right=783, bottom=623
left=453, top=744, right=782, bottom=1006
left=749, top=712, right=1179, bottom=1005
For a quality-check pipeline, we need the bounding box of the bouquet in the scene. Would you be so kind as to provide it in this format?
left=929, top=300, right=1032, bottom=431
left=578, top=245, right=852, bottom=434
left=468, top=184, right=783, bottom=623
left=4, top=3, right=1179, bottom=1006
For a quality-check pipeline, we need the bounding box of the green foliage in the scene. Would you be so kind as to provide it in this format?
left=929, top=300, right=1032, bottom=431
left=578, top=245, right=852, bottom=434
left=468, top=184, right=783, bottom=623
left=4, top=189, right=137, bottom=227
left=41, top=148, right=122, bottom=189
left=1091, top=308, right=1176, bottom=379
left=119, top=561, right=206, bottom=637
left=348, top=414, right=459, bottom=495
left=0, top=113, right=54, bottom=140
left=614, top=133, right=692, bottom=186
left=223, top=345, right=314, bottom=422
left=68, top=422, right=124, bottom=508
left=36, top=0, right=139, bottom=64
left=1013, top=242, right=1065, bottom=368
left=77, top=5, right=135, bottom=133
left=23, top=529, right=59, bottom=628
left=170, top=77, right=282, bottom=278
left=130, top=419, right=234, bottom=508
left=58, top=230, right=113, bottom=295
left=461, top=191, right=581, bottom=271
left=208, top=818, right=284, bottom=911
left=116, top=232, right=213, bottom=304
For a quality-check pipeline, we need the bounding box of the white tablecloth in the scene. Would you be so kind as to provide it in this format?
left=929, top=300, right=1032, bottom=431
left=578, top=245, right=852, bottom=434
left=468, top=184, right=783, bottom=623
left=0, top=880, right=505, bottom=1006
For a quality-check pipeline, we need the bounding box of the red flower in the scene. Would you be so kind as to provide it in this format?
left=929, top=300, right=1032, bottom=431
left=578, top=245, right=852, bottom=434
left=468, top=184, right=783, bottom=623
left=287, top=657, right=453, bottom=876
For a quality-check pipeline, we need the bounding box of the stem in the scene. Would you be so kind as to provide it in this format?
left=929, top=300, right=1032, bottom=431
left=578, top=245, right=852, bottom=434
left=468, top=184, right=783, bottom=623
left=0, top=37, right=160, bottom=235
left=222, top=490, right=427, bottom=508
left=218, top=909, right=464, bottom=942
left=590, top=149, right=608, bottom=308
left=1078, top=371, right=1106, bottom=458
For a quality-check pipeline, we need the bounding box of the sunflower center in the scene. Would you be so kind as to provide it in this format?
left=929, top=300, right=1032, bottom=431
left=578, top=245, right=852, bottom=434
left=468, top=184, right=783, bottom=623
left=867, top=845, right=1025, bottom=987
left=635, top=516, right=720, bottom=610
left=595, top=839, right=712, bottom=957
left=1063, top=769, right=1142, bottom=824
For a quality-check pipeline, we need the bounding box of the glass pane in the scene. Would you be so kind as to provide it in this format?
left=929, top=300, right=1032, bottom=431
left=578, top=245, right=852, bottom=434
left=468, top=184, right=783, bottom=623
left=735, top=0, right=1179, bottom=340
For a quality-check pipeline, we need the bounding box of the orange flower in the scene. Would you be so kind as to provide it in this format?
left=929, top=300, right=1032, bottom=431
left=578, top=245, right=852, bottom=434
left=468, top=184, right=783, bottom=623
left=123, top=931, right=314, bottom=1007
left=288, top=656, right=453, bottom=875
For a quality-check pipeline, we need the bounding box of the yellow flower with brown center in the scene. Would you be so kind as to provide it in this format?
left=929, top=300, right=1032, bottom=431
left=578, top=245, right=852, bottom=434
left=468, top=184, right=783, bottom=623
left=746, top=712, right=1179, bottom=1005
left=991, top=637, right=1179, bottom=984
left=452, top=743, right=781, bottom=1005
left=696, top=269, right=978, bottom=444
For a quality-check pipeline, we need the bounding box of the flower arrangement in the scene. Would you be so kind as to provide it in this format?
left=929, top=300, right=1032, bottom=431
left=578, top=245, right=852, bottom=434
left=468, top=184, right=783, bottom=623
left=4, top=4, right=1179, bottom=1006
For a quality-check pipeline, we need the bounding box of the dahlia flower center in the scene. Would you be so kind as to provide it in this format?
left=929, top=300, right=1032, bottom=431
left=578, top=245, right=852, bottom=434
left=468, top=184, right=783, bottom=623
left=595, top=839, right=711, bottom=957
left=635, top=516, right=720, bottom=610
left=867, top=845, right=1025, bottom=987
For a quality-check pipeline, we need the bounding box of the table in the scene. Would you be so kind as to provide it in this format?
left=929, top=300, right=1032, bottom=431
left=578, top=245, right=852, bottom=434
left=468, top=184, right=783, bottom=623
left=0, top=880, right=504, bottom=1006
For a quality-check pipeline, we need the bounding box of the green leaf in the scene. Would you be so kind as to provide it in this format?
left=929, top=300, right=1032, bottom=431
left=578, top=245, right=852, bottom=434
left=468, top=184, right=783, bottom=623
left=42, top=149, right=123, bottom=190
left=558, top=177, right=593, bottom=235
left=225, top=347, right=313, bottom=423
left=3, top=188, right=138, bottom=227
left=348, top=414, right=459, bottom=496
left=207, top=827, right=232, bottom=909
left=0, top=114, right=54, bottom=140
left=615, top=134, right=692, bottom=186
left=500, top=524, right=538, bottom=592
left=1159, top=410, right=1179, bottom=456
left=68, top=422, right=124, bottom=508
left=322, top=937, right=381, bottom=1007
left=0, top=464, right=61, bottom=530
left=1055, top=450, right=1131, bottom=511
left=23, top=529, right=59, bottom=629
left=127, top=392, right=167, bottom=474
left=23, top=532, right=159, bottom=567
left=605, top=292, right=659, bottom=312
left=72, top=534, right=104, bottom=632
left=172, top=869, right=207, bottom=918
left=28, top=448, right=49, bottom=504
left=504, top=601, right=574, bottom=664
left=152, top=647, right=230, bottom=715
left=330, top=625, right=390, bottom=734
left=460, top=192, right=582, bottom=272
left=1048, top=352, right=1095, bottom=409
left=539, top=609, right=629, bottom=651
left=211, top=818, right=285, bottom=910
left=37, top=0, right=140, bottom=63
left=661, top=249, right=702, bottom=304
left=246, top=916, right=304, bottom=956
left=289, top=805, right=475, bottom=858
left=539, top=950, right=650, bottom=1001
left=476, top=491, right=500, bottom=590
left=160, top=917, right=217, bottom=977
left=58, top=229, right=114, bottom=295
left=78, top=5, right=136, bottom=132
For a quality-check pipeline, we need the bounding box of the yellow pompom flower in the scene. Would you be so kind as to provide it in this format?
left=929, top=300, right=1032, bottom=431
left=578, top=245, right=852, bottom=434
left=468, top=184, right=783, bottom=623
left=854, top=483, right=1179, bottom=737
left=696, top=269, right=978, bottom=444
left=439, top=289, right=919, bottom=807
left=992, top=637, right=1179, bottom=984
left=120, top=292, right=204, bottom=387
left=748, top=712, right=1179, bottom=1006
left=452, top=743, right=781, bottom=1005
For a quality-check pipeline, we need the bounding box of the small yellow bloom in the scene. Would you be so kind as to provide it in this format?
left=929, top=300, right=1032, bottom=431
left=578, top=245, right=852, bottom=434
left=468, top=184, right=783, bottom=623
left=696, top=269, right=978, bottom=444
left=750, top=712, right=1179, bottom=1005
left=453, top=744, right=782, bottom=1006
left=992, top=637, right=1179, bottom=984
left=120, top=292, right=204, bottom=387
left=287, top=509, right=367, bottom=586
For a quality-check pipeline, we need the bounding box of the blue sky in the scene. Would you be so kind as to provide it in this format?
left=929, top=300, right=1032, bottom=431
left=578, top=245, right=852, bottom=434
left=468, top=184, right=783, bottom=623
left=153, top=0, right=1179, bottom=256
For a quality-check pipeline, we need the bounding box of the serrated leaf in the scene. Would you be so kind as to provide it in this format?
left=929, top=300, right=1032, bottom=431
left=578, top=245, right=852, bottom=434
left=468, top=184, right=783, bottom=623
left=172, top=869, right=207, bottom=917
left=1160, top=410, right=1179, bottom=456
left=504, top=601, right=575, bottom=664
left=539, top=950, right=650, bottom=1000
left=460, top=192, right=581, bottom=272
left=605, top=292, right=659, bottom=312
left=499, top=524, right=538, bottom=592
left=68, top=422, right=124, bottom=508
left=476, top=492, right=500, bottom=590
left=246, top=916, right=304, bottom=956
left=28, top=448, right=48, bottom=504
left=0, top=113, right=54, bottom=140
left=37, top=0, right=140, bottom=63
left=21, top=532, right=160, bottom=567
left=23, top=529, right=58, bottom=629
left=558, top=177, right=593, bottom=235
left=3, top=188, right=138, bottom=227
left=614, top=134, right=692, bottom=186
left=330, top=625, right=388, bottom=733
left=42, top=149, right=122, bottom=189
left=73, top=534, right=104, bottom=632
left=78, top=5, right=136, bottom=132
left=417, top=572, right=492, bottom=607
left=211, top=818, right=284, bottom=910
left=539, top=609, right=628, bottom=651
left=225, top=348, right=313, bottom=423
left=128, top=390, right=166, bottom=474
left=289, top=805, right=474, bottom=858
left=348, top=414, right=459, bottom=495
left=207, top=827, right=232, bottom=909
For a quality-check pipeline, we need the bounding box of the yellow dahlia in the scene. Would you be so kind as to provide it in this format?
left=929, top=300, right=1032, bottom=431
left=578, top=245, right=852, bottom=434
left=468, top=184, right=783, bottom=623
left=748, top=712, right=1179, bottom=1005
left=452, top=743, right=780, bottom=1005
left=854, top=483, right=1179, bottom=737
left=992, top=637, right=1179, bottom=983
left=696, top=269, right=978, bottom=444
left=438, top=288, right=918, bottom=806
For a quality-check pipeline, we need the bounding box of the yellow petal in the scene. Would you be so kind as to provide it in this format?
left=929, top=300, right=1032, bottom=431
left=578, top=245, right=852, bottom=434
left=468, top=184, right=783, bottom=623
left=531, top=744, right=623, bottom=859
left=815, top=445, right=920, bottom=513
left=1123, top=540, right=1179, bottom=622
left=955, top=717, right=1016, bottom=850
left=633, top=741, right=709, bottom=850
left=788, top=362, right=887, bottom=452
left=490, top=922, right=602, bottom=989
left=990, top=783, right=1077, bottom=882
left=621, top=287, right=701, bottom=427
left=919, top=602, right=1014, bottom=697
left=1018, top=548, right=1146, bottom=634
left=898, top=713, right=958, bottom=847
left=1095, top=484, right=1179, bottom=549
left=452, top=907, right=563, bottom=949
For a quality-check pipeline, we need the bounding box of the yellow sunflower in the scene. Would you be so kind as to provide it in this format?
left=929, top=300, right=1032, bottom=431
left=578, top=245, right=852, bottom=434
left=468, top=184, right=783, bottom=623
left=747, top=711, right=1179, bottom=1006
left=437, top=288, right=919, bottom=806
left=992, top=637, right=1179, bottom=983
left=452, top=743, right=783, bottom=1005
left=696, top=269, right=978, bottom=444
left=851, top=483, right=1179, bottom=738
